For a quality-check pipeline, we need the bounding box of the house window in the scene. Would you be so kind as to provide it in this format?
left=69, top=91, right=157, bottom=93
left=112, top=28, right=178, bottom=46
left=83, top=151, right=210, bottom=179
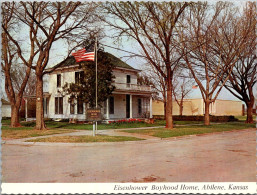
left=109, top=96, right=114, bottom=114
left=138, top=98, right=142, bottom=115
left=127, top=75, right=131, bottom=88
left=57, top=74, right=61, bottom=87
left=70, top=99, right=75, bottom=114
left=75, top=71, right=84, bottom=84
left=55, top=97, right=63, bottom=114
left=127, top=75, right=131, bottom=83
left=77, top=99, right=84, bottom=114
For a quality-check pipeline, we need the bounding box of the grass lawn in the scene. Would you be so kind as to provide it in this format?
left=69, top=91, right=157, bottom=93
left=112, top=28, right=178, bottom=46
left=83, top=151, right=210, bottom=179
left=26, top=135, right=144, bottom=143
left=235, top=115, right=256, bottom=122
left=2, top=125, right=76, bottom=139
left=121, top=122, right=256, bottom=138
left=19, top=120, right=166, bottom=130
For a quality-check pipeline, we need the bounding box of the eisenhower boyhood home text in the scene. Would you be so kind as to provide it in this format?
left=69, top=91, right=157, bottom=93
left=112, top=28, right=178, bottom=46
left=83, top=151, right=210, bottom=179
left=114, top=184, right=249, bottom=191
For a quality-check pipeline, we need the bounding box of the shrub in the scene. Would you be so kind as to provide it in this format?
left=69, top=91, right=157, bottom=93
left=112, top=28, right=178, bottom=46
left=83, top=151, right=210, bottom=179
left=108, top=118, right=144, bottom=124
left=153, top=115, right=238, bottom=122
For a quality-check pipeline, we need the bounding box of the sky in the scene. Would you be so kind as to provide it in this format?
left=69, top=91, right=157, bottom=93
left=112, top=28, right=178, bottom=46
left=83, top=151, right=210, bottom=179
left=2, top=1, right=256, bottom=102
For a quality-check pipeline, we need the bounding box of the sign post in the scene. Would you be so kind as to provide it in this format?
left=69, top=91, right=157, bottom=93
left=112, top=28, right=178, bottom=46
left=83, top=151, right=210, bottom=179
left=87, top=108, right=101, bottom=136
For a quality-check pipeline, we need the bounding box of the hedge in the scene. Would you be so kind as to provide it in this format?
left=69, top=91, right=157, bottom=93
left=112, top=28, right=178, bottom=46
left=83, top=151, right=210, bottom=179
left=153, top=115, right=238, bottom=122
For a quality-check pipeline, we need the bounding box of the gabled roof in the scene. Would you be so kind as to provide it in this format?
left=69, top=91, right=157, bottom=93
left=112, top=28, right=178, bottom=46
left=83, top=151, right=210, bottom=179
left=49, top=51, right=138, bottom=72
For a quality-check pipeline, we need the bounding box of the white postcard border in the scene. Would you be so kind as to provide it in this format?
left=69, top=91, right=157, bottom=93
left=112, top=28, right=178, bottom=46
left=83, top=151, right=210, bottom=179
left=2, top=182, right=256, bottom=194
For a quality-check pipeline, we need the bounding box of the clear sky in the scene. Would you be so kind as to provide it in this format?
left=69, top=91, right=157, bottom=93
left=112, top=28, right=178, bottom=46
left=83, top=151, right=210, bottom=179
left=2, top=1, right=255, bottom=102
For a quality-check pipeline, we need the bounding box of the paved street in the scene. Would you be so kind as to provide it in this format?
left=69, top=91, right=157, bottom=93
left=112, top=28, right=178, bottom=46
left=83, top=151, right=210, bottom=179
left=2, top=128, right=256, bottom=183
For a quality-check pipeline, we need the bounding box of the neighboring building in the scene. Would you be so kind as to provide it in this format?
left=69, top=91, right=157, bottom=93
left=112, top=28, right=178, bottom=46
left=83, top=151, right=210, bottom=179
left=153, top=99, right=243, bottom=116
left=1, top=99, right=11, bottom=118
left=41, top=52, right=153, bottom=121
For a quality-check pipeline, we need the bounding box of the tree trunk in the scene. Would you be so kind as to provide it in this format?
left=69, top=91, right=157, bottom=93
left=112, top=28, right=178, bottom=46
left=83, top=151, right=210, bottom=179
left=204, top=100, right=210, bottom=125
left=179, top=101, right=183, bottom=116
left=245, top=101, right=254, bottom=123
left=166, top=76, right=173, bottom=129
left=10, top=105, right=21, bottom=127
left=163, top=98, right=166, bottom=121
left=35, top=74, right=46, bottom=130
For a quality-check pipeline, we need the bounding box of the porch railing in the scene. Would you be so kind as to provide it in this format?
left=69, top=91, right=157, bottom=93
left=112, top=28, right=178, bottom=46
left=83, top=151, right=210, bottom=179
left=114, top=82, right=151, bottom=92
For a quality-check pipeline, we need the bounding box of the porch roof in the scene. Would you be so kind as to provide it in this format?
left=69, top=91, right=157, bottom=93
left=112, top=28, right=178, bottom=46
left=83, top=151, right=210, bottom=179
left=23, top=92, right=51, bottom=99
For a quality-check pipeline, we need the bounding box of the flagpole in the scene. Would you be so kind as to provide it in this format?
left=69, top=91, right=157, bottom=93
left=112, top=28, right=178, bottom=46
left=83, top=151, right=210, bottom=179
left=95, top=37, right=98, bottom=109
left=95, top=37, right=98, bottom=135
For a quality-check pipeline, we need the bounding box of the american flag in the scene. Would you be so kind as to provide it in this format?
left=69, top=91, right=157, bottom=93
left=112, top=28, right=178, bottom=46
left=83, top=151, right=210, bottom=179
left=72, top=48, right=95, bottom=62
left=192, top=85, right=198, bottom=89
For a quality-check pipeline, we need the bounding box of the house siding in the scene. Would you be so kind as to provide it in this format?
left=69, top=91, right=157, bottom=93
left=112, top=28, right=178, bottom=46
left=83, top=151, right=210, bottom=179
left=47, top=66, right=152, bottom=120
left=2, top=104, right=11, bottom=117
left=113, top=69, right=137, bottom=84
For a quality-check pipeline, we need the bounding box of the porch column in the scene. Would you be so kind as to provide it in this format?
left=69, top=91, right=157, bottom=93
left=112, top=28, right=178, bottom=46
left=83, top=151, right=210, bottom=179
left=25, top=98, right=28, bottom=121
left=150, top=96, right=153, bottom=118
left=130, top=94, right=133, bottom=118
left=106, top=97, right=110, bottom=119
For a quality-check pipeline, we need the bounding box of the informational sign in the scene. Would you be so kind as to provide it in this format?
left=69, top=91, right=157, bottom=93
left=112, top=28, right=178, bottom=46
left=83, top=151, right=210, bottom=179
left=87, top=108, right=102, bottom=121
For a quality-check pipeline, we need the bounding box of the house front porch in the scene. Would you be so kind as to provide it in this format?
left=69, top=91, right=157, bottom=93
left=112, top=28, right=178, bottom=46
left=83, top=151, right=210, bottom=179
left=102, top=93, right=152, bottom=120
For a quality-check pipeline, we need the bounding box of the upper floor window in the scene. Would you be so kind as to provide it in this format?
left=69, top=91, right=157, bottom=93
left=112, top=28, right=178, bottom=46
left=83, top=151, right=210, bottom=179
left=126, top=75, right=131, bottom=84
left=126, top=75, right=131, bottom=87
left=75, top=71, right=84, bottom=84
left=57, top=74, right=61, bottom=87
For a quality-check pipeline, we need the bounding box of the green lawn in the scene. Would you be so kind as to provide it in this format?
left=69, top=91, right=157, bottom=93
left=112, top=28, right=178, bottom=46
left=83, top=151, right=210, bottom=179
left=20, top=119, right=205, bottom=129
left=20, top=120, right=166, bottom=130
left=234, top=115, right=256, bottom=122
left=121, top=122, right=256, bottom=138
left=2, top=125, right=76, bottom=139
left=26, top=135, right=144, bottom=143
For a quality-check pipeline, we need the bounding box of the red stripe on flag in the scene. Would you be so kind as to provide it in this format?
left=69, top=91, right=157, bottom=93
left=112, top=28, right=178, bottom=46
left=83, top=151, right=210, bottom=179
left=71, top=49, right=95, bottom=62
left=78, top=52, right=95, bottom=62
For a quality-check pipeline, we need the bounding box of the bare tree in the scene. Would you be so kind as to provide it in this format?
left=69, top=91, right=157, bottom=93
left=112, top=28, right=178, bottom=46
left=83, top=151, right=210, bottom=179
left=102, top=2, right=190, bottom=128
left=180, top=2, right=253, bottom=125
left=173, top=74, right=193, bottom=116
left=221, top=2, right=256, bottom=123
left=2, top=2, right=99, bottom=130
left=1, top=2, right=32, bottom=127
left=10, top=65, right=37, bottom=96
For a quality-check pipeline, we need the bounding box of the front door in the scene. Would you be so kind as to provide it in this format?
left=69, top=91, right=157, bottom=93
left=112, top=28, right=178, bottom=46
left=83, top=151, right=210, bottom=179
left=126, top=95, right=130, bottom=118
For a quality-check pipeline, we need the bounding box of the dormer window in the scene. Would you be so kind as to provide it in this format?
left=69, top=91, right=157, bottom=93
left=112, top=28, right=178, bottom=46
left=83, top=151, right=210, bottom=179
left=57, top=74, right=61, bottom=87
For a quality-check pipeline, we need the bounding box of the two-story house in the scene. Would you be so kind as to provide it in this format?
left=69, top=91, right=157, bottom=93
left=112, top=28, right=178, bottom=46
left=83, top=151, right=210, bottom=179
left=43, top=52, right=153, bottom=121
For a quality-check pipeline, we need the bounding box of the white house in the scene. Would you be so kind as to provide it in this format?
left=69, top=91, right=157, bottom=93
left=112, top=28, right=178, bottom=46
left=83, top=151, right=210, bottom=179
left=43, top=52, right=153, bottom=121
